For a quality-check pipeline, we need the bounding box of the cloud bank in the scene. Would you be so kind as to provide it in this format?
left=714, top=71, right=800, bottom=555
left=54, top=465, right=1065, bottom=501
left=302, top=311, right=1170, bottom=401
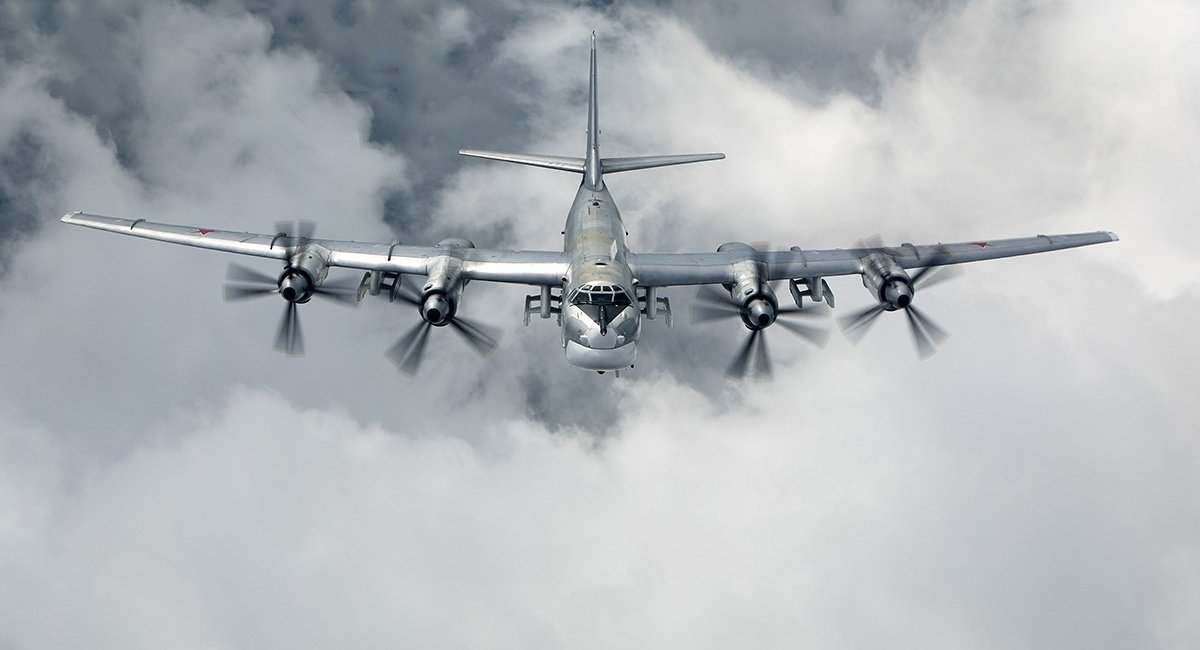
left=0, top=0, right=1196, bottom=648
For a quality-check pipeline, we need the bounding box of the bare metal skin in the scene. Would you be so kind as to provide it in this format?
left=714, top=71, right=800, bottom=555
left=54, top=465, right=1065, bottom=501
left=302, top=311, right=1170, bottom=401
left=60, top=33, right=1117, bottom=376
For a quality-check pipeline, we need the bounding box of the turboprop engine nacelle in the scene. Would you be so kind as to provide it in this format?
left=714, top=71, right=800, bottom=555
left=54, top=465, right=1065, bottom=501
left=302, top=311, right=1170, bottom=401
left=861, top=253, right=913, bottom=311
left=279, top=249, right=330, bottom=303
left=718, top=242, right=778, bottom=330
left=419, top=239, right=476, bottom=326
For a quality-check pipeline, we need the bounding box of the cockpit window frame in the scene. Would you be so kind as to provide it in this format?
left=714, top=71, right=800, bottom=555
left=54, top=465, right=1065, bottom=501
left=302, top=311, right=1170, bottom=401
left=568, top=283, right=632, bottom=307
left=568, top=283, right=634, bottom=334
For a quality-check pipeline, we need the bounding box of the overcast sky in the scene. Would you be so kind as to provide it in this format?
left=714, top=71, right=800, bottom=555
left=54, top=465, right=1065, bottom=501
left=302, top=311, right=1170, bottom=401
left=0, top=0, right=1196, bottom=648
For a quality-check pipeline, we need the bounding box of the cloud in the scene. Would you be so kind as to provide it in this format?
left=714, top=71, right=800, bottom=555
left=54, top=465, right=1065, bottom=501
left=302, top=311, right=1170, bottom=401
left=0, top=0, right=1196, bottom=648
left=3, top=353, right=1197, bottom=648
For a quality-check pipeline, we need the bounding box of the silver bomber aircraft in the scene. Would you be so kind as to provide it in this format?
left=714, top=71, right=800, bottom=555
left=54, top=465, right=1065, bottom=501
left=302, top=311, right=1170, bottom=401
left=62, top=34, right=1118, bottom=377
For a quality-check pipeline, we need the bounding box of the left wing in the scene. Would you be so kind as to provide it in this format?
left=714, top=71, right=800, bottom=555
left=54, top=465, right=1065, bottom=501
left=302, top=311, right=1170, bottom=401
left=628, top=231, right=1119, bottom=287
left=61, top=212, right=570, bottom=286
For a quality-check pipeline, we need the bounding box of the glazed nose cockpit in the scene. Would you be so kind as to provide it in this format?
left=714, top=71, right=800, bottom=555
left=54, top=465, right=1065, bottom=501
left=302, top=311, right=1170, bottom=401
left=571, top=283, right=631, bottom=334
left=563, top=282, right=640, bottom=370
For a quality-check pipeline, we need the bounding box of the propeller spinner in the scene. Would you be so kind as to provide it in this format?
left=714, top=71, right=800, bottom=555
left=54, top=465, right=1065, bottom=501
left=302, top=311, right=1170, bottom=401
left=838, top=258, right=962, bottom=359
left=221, top=220, right=359, bottom=355
left=691, top=284, right=831, bottom=379
left=383, top=275, right=502, bottom=376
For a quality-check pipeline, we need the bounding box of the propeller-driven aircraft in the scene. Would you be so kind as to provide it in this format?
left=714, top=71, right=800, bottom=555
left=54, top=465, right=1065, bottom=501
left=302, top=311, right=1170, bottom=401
left=62, top=34, right=1117, bottom=377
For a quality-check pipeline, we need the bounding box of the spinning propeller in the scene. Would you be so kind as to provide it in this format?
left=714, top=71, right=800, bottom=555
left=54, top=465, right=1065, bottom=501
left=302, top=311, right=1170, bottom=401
left=383, top=276, right=502, bottom=376
left=691, top=284, right=831, bottom=379
left=838, top=258, right=962, bottom=359
left=221, top=221, right=359, bottom=356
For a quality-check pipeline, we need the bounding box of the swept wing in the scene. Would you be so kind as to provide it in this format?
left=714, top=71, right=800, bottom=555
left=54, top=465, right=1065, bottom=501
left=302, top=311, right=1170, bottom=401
left=628, top=231, right=1118, bottom=287
left=61, top=212, right=570, bottom=286
left=63, top=212, right=1115, bottom=288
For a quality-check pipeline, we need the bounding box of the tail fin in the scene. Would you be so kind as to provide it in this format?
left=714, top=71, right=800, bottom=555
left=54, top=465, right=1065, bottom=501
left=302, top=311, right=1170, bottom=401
left=459, top=33, right=724, bottom=183
left=584, top=31, right=601, bottom=189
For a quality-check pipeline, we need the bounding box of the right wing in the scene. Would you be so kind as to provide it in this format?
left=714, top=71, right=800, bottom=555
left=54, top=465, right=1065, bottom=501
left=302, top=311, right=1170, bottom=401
left=61, top=212, right=570, bottom=286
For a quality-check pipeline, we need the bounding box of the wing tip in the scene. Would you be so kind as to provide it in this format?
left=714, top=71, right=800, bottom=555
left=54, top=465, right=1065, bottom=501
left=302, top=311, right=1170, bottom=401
left=1105, top=231, right=1120, bottom=242
left=60, top=211, right=82, bottom=223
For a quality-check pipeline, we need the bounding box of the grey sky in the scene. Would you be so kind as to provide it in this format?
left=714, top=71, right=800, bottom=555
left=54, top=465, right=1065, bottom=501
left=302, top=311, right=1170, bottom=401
left=0, top=1, right=1196, bottom=648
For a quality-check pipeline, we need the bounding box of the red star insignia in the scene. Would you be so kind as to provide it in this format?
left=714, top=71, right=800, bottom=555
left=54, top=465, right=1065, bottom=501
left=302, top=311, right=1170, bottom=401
left=194, top=228, right=214, bottom=235
left=973, top=241, right=989, bottom=248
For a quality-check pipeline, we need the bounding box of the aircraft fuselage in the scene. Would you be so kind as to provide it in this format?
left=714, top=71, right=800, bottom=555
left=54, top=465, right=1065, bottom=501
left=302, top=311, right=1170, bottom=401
left=560, top=182, right=640, bottom=371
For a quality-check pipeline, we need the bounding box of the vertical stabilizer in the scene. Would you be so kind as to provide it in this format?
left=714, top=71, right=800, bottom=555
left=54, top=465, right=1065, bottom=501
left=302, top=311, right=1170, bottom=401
left=460, top=34, right=724, bottom=180
left=585, top=32, right=602, bottom=190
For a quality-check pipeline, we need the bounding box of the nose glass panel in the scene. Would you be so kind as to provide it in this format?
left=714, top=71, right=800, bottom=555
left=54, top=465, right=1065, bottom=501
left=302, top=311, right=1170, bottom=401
left=568, top=283, right=632, bottom=334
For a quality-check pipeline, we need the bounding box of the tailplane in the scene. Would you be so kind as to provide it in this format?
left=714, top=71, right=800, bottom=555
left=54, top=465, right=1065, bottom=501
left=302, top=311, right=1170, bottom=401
left=457, top=150, right=584, bottom=173
left=455, top=151, right=724, bottom=175
left=458, top=33, right=723, bottom=183
left=601, top=153, right=725, bottom=173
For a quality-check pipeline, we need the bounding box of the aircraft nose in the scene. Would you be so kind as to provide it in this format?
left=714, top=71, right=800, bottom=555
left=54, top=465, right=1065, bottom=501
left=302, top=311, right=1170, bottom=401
left=565, top=340, right=637, bottom=370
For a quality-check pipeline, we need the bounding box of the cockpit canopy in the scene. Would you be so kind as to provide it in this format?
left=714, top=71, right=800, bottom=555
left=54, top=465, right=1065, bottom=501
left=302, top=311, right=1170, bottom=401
left=568, top=283, right=632, bottom=307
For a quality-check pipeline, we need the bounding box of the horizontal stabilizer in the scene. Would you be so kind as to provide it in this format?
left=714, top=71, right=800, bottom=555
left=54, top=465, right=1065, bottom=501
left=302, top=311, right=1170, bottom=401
left=458, top=149, right=585, bottom=173
left=602, top=153, right=725, bottom=174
